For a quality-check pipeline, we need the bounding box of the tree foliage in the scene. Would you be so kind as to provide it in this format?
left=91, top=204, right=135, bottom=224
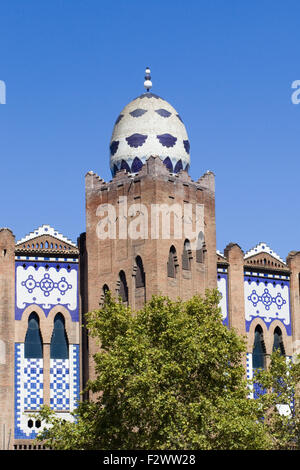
left=252, top=349, right=300, bottom=449
left=35, top=290, right=299, bottom=450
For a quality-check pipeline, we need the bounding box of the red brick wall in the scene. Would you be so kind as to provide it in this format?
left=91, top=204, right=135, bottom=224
left=0, top=229, right=15, bottom=449
left=83, top=158, right=217, bottom=385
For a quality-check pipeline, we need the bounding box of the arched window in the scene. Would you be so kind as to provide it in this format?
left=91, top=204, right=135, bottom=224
left=119, top=271, right=128, bottom=303
left=50, top=313, right=69, bottom=359
left=273, top=327, right=285, bottom=356
left=135, top=256, right=145, bottom=288
left=182, top=239, right=192, bottom=271
left=167, top=246, right=178, bottom=278
left=24, top=313, right=43, bottom=359
left=252, top=325, right=266, bottom=370
left=196, top=231, right=205, bottom=263
left=103, top=284, right=110, bottom=295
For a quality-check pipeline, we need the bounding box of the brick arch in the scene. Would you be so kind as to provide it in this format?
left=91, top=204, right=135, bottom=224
left=133, top=255, right=146, bottom=288
left=269, top=319, right=292, bottom=356
left=116, top=269, right=129, bottom=304
left=247, top=318, right=268, bottom=354
left=46, top=305, right=77, bottom=344
left=167, top=245, right=179, bottom=278
left=16, top=304, right=46, bottom=344
left=182, top=239, right=192, bottom=271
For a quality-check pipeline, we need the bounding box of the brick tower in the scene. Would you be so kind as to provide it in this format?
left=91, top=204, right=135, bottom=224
left=83, top=69, right=217, bottom=385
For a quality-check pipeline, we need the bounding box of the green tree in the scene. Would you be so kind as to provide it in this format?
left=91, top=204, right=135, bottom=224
left=35, top=290, right=275, bottom=450
left=252, top=349, right=300, bottom=450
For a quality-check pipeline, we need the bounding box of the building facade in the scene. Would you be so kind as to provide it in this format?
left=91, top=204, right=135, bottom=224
left=0, top=73, right=299, bottom=449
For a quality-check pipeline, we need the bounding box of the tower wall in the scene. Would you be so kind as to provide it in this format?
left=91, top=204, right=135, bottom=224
left=0, top=229, right=15, bottom=450
left=287, top=251, right=300, bottom=357
left=84, top=157, right=216, bottom=384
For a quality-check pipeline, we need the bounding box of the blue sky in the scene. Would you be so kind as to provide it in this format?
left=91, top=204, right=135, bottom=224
left=0, top=0, right=299, bottom=259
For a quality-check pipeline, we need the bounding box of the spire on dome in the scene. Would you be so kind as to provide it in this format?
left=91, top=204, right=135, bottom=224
left=144, top=67, right=152, bottom=92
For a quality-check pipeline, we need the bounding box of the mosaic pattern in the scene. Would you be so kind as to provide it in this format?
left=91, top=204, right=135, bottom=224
left=155, top=108, right=171, bottom=118
left=22, top=273, right=72, bottom=297
left=138, top=92, right=160, bottom=99
left=110, top=93, right=190, bottom=176
left=126, top=133, right=148, bottom=148
left=131, top=157, right=143, bottom=172
left=50, top=359, right=70, bottom=410
left=71, top=344, right=80, bottom=411
left=110, top=140, right=119, bottom=156
left=15, top=343, right=44, bottom=439
left=246, top=353, right=254, bottom=399
left=163, top=157, right=173, bottom=171
left=217, top=269, right=229, bottom=327
left=14, top=231, right=80, bottom=440
left=183, top=139, right=190, bottom=154
left=23, top=360, right=44, bottom=410
left=244, top=273, right=291, bottom=335
left=15, top=261, right=79, bottom=321
left=253, top=378, right=266, bottom=399
left=49, top=345, right=80, bottom=412
left=246, top=353, right=266, bottom=399
left=130, top=108, right=147, bottom=117
left=157, top=133, right=177, bottom=148
left=15, top=343, right=80, bottom=439
left=247, top=288, right=286, bottom=311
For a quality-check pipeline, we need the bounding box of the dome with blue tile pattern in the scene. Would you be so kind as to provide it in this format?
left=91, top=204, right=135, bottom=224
left=109, top=68, right=190, bottom=176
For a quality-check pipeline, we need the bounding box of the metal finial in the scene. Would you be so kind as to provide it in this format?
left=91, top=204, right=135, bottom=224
left=144, top=67, right=152, bottom=92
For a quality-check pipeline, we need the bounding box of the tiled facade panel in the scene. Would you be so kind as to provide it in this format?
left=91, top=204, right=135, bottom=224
left=246, top=353, right=254, bottom=398
left=14, top=254, right=80, bottom=441
left=217, top=268, right=228, bottom=327
left=244, top=272, right=291, bottom=336
left=15, top=343, right=43, bottom=439
left=50, top=358, right=70, bottom=411
left=50, top=345, right=80, bottom=412
left=15, top=261, right=79, bottom=321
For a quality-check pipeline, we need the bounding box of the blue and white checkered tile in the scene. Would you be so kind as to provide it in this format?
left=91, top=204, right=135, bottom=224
left=50, top=358, right=70, bottom=411
left=14, top=343, right=44, bottom=439
left=50, top=345, right=80, bottom=412
left=70, top=344, right=80, bottom=411
left=246, top=353, right=254, bottom=399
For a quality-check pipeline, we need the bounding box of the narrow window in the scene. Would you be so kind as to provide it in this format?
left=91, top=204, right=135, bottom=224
left=24, top=313, right=43, bottom=359
left=196, top=231, right=205, bottom=263
left=119, top=271, right=128, bottom=303
left=135, top=256, right=145, bottom=288
left=273, top=327, right=285, bottom=356
left=50, top=313, right=69, bottom=359
left=101, top=284, right=110, bottom=303
left=167, top=246, right=178, bottom=278
left=252, top=325, right=266, bottom=370
left=182, top=239, right=192, bottom=271
left=103, top=284, right=110, bottom=295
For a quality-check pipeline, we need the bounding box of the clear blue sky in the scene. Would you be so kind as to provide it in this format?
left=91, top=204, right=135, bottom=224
left=1, top=0, right=299, bottom=259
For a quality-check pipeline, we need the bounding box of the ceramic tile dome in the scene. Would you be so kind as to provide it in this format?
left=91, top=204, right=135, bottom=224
left=109, top=70, right=190, bottom=176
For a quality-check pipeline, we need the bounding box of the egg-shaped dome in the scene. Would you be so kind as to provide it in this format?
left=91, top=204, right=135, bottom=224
left=109, top=91, right=190, bottom=176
